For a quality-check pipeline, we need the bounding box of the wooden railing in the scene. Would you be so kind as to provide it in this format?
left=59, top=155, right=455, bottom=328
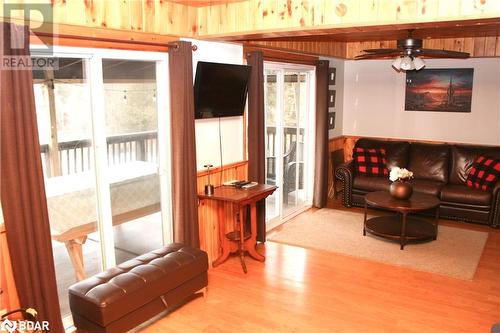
left=40, top=131, right=158, bottom=177
left=266, top=126, right=305, bottom=181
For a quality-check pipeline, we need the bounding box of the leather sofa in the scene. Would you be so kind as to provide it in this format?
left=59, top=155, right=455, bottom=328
left=335, top=138, right=500, bottom=227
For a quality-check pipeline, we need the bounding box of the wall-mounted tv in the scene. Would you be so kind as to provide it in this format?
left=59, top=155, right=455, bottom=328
left=194, top=61, right=251, bottom=119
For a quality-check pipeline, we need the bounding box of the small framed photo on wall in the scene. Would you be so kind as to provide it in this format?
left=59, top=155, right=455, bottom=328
left=328, top=67, right=336, bottom=85
left=328, top=112, right=336, bottom=130
left=328, top=90, right=336, bottom=107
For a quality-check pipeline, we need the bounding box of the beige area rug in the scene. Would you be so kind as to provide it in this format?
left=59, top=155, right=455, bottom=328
left=268, top=209, right=488, bottom=280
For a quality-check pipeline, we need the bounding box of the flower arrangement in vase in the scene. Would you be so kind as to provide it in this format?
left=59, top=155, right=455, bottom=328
left=389, top=167, right=414, bottom=200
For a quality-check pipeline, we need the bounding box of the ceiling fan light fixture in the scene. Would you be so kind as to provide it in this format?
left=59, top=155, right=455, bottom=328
left=400, top=56, right=415, bottom=71
left=413, top=56, right=426, bottom=70
left=392, top=57, right=403, bottom=70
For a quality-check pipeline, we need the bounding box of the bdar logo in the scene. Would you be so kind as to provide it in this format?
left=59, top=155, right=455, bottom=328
left=0, top=318, right=17, bottom=333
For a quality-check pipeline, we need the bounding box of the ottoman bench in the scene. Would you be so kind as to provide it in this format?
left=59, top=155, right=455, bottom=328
left=68, top=243, right=208, bottom=333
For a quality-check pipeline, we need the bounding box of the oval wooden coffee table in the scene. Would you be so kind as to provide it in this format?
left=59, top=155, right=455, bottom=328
left=363, top=191, right=440, bottom=250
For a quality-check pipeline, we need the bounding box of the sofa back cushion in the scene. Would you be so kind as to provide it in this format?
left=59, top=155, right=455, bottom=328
left=450, top=145, right=500, bottom=185
left=354, top=139, right=410, bottom=170
left=408, top=143, right=450, bottom=183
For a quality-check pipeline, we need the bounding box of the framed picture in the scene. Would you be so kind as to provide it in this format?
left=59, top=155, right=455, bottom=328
left=405, top=68, right=474, bottom=112
left=328, top=112, right=336, bottom=130
left=328, top=67, right=336, bottom=85
left=328, top=90, right=336, bottom=107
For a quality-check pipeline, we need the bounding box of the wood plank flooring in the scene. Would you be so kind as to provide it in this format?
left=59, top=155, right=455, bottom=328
left=140, top=202, right=500, bottom=333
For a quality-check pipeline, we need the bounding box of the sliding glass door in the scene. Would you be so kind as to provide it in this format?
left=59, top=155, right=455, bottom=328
left=264, top=63, right=315, bottom=229
left=32, top=47, right=171, bottom=323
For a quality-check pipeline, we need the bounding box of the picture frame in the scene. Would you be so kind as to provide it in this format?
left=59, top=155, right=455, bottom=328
left=328, top=67, right=336, bottom=85
left=328, top=90, right=336, bottom=107
left=328, top=112, right=336, bottom=130
left=405, top=68, right=474, bottom=113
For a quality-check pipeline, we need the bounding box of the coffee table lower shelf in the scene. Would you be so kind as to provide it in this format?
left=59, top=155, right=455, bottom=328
left=364, top=216, right=437, bottom=248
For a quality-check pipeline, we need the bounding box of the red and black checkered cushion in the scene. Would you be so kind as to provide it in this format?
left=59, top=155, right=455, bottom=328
left=353, top=147, right=389, bottom=177
left=466, top=156, right=500, bottom=191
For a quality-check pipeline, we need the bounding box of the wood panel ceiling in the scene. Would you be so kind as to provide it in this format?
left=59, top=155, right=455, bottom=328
left=167, top=0, right=248, bottom=7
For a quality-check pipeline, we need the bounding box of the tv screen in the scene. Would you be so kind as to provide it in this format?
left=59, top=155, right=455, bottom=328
left=194, top=61, right=251, bottom=119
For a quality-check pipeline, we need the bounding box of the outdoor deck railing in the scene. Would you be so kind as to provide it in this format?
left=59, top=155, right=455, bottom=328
left=265, top=126, right=305, bottom=181
left=40, top=131, right=158, bottom=177
left=40, top=127, right=302, bottom=179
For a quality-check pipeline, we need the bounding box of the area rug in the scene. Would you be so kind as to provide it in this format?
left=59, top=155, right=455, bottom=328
left=268, top=209, right=488, bottom=280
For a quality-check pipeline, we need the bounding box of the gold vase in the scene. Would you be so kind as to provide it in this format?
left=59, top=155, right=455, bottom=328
left=389, top=181, right=413, bottom=200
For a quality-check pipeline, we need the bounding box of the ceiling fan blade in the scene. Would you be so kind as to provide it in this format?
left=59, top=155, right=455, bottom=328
left=354, top=52, right=402, bottom=59
left=361, top=48, right=400, bottom=53
left=416, top=49, right=470, bottom=58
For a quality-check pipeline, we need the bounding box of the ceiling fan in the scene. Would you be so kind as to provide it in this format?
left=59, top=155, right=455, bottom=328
left=354, top=30, right=470, bottom=71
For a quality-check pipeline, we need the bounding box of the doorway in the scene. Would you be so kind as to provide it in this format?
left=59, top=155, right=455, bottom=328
left=264, top=63, right=315, bottom=230
left=31, top=46, right=172, bottom=325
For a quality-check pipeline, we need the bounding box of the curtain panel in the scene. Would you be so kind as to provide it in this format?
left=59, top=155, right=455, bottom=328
left=168, top=41, right=200, bottom=247
left=0, top=22, right=64, bottom=332
left=245, top=51, right=267, bottom=242
left=313, top=60, right=330, bottom=208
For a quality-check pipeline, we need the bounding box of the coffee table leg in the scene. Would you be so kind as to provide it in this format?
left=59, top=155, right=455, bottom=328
left=434, top=206, right=440, bottom=240
left=363, top=201, right=367, bottom=236
left=400, top=212, right=407, bottom=250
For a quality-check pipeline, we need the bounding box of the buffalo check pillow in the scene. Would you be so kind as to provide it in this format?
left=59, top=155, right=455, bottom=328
left=466, top=156, right=500, bottom=191
left=353, top=147, right=389, bottom=177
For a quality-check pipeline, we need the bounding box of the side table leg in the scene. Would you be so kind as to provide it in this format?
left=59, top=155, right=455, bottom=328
left=245, top=202, right=265, bottom=262
left=400, top=212, right=407, bottom=250
left=213, top=201, right=230, bottom=267
left=238, top=206, right=247, bottom=274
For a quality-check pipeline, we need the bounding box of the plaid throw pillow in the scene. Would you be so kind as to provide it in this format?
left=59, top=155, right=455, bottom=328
left=353, top=147, right=389, bottom=177
left=466, top=156, right=500, bottom=191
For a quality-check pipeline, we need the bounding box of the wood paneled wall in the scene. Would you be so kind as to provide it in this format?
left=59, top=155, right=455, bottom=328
left=247, top=36, right=500, bottom=60
left=346, top=36, right=500, bottom=59
left=197, top=0, right=500, bottom=38
left=248, top=40, right=347, bottom=59
left=197, top=161, right=248, bottom=266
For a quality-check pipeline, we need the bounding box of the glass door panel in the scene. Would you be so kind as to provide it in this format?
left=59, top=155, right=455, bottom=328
left=101, top=59, right=163, bottom=264
left=282, top=72, right=307, bottom=217
left=264, top=65, right=312, bottom=229
left=34, top=57, right=101, bottom=318
left=264, top=69, right=280, bottom=222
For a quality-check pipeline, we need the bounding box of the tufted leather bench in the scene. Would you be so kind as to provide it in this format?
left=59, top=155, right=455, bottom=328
left=68, top=244, right=208, bottom=333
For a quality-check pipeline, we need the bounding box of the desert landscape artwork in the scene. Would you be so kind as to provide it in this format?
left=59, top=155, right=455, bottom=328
left=405, top=68, right=474, bottom=112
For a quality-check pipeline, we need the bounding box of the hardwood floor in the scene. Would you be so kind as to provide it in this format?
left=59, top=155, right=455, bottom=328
left=141, top=201, right=500, bottom=333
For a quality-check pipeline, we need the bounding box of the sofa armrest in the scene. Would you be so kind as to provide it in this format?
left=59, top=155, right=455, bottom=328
left=335, top=160, right=355, bottom=207
left=491, top=181, right=500, bottom=228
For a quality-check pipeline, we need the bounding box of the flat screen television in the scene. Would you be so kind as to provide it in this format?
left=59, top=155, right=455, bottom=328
left=194, top=61, right=251, bottom=119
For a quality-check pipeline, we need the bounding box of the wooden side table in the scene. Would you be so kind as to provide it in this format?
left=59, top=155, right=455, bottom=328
left=363, top=191, right=440, bottom=250
left=198, top=184, right=277, bottom=273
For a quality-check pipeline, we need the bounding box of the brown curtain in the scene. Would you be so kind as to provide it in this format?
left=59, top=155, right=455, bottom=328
left=245, top=51, right=266, bottom=242
left=313, top=60, right=330, bottom=208
left=168, top=41, right=200, bottom=247
left=0, top=23, right=64, bottom=332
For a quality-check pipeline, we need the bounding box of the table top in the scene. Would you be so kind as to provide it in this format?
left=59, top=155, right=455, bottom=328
left=365, top=191, right=440, bottom=213
left=198, top=184, right=277, bottom=204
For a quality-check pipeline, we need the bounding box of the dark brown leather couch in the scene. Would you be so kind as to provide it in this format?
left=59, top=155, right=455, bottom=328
left=335, top=138, right=500, bottom=227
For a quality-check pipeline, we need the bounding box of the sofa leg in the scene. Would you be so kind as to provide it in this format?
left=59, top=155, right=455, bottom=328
left=198, top=286, right=207, bottom=300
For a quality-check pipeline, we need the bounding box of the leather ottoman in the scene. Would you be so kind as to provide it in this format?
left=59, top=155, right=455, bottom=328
left=68, top=244, right=208, bottom=333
